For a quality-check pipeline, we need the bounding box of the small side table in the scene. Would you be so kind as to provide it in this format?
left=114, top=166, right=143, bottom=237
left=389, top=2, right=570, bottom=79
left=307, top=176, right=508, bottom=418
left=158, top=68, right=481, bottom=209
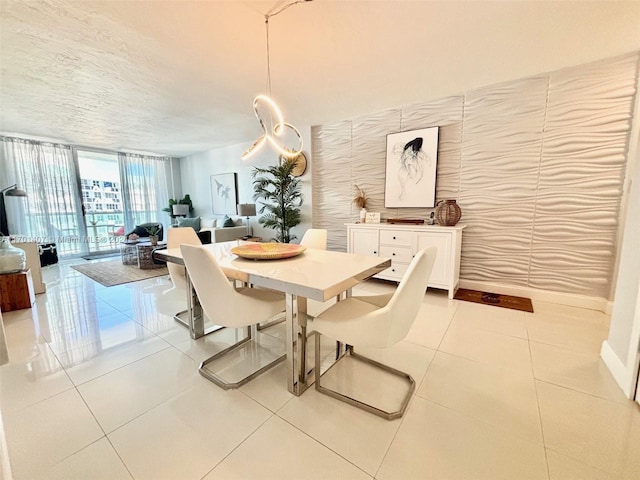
left=120, top=243, right=139, bottom=266
left=137, top=242, right=167, bottom=269
left=0, top=270, right=35, bottom=312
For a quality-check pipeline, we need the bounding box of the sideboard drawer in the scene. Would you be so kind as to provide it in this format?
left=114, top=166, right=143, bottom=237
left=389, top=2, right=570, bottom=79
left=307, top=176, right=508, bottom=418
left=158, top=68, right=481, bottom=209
left=384, top=261, right=409, bottom=281
left=379, top=229, right=412, bottom=246
left=379, top=245, right=413, bottom=263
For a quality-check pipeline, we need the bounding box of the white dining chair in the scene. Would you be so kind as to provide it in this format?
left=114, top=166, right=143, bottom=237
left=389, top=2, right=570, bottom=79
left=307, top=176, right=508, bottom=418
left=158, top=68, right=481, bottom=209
left=164, top=227, right=202, bottom=294
left=161, top=227, right=203, bottom=327
left=300, top=228, right=327, bottom=250
left=180, top=244, right=286, bottom=389
left=311, top=246, right=437, bottom=420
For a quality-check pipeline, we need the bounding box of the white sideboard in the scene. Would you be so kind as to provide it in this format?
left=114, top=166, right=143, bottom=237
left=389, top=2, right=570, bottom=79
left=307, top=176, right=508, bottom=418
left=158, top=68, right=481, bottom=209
left=346, top=223, right=465, bottom=299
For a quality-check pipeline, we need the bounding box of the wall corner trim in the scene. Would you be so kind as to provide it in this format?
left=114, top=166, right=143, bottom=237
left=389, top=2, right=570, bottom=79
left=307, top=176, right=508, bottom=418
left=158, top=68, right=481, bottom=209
left=600, top=340, right=634, bottom=398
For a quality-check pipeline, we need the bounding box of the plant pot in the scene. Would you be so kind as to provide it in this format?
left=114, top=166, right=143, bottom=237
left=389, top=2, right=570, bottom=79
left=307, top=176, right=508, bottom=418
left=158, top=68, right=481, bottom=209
left=149, top=235, right=159, bottom=246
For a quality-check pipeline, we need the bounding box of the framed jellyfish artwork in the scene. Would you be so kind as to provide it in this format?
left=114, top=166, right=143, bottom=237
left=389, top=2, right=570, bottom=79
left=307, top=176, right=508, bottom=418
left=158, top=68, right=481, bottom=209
left=384, top=127, right=439, bottom=208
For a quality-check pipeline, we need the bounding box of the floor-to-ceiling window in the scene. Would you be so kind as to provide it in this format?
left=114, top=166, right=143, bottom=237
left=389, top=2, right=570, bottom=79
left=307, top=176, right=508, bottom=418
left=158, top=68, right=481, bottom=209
left=1, top=136, right=171, bottom=258
left=0, top=137, right=86, bottom=256
left=76, top=150, right=125, bottom=255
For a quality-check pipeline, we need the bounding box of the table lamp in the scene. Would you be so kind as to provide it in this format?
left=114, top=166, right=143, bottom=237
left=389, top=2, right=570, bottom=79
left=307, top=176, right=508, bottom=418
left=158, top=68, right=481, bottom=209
left=237, top=203, right=256, bottom=237
left=172, top=204, right=190, bottom=217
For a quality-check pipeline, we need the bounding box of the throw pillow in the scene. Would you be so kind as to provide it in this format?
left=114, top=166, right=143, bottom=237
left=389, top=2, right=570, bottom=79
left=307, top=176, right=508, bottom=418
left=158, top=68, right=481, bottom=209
left=178, top=216, right=201, bottom=232
left=222, top=215, right=235, bottom=228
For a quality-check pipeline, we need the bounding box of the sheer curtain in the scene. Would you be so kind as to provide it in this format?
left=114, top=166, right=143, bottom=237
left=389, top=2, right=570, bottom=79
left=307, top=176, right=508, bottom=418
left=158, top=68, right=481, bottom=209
left=0, top=137, right=87, bottom=255
left=118, top=153, right=170, bottom=233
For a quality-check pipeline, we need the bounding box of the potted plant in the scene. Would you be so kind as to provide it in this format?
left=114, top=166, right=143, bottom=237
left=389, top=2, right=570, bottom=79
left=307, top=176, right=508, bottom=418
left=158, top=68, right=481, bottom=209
left=252, top=159, right=302, bottom=243
left=145, top=225, right=161, bottom=245
left=162, top=194, right=194, bottom=219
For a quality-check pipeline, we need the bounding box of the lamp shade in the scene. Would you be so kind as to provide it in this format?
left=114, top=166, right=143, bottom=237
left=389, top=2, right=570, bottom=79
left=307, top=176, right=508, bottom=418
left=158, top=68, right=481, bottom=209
left=172, top=204, right=190, bottom=216
left=2, top=185, right=27, bottom=197
left=237, top=203, right=256, bottom=217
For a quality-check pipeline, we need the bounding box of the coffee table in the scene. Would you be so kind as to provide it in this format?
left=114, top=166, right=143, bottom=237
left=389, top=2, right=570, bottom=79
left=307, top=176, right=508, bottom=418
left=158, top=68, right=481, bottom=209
left=120, top=241, right=167, bottom=269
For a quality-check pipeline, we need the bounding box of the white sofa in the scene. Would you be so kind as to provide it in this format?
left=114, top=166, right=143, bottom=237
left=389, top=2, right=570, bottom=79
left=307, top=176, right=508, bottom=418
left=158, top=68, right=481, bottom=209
left=199, top=217, right=247, bottom=243
left=200, top=225, right=246, bottom=243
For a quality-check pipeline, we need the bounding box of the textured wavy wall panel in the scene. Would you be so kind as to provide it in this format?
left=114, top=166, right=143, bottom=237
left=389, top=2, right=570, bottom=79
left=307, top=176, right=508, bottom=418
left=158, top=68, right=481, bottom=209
left=528, top=54, right=638, bottom=296
left=311, top=120, right=353, bottom=251
left=351, top=108, right=401, bottom=224
left=459, top=76, right=549, bottom=287
left=312, top=53, right=639, bottom=297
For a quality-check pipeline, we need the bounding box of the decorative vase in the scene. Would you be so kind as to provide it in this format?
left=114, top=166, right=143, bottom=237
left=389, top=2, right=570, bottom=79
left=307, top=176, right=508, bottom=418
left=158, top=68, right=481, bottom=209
left=0, top=237, right=27, bottom=274
left=435, top=199, right=462, bottom=226
left=360, top=208, right=367, bottom=223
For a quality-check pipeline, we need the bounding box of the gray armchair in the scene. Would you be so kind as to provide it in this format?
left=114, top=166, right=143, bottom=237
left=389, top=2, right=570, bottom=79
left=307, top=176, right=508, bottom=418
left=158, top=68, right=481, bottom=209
left=126, top=222, right=164, bottom=241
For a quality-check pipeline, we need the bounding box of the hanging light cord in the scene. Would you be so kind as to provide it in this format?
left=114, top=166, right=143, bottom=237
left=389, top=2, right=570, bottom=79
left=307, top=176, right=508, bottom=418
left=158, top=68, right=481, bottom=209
left=264, top=1, right=311, bottom=96
left=265, top=16, right=272, bottom=96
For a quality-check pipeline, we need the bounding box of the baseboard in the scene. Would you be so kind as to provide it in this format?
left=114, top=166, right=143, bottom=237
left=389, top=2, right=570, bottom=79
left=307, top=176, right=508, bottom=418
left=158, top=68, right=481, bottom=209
left=458, top=279, right=610, bottom=312
left=600, top=340, right=635, bottom=398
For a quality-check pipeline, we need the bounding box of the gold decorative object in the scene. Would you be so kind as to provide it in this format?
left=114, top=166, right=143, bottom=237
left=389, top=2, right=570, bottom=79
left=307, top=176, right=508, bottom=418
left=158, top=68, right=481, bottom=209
left=281, top=152, right=307, bottom=177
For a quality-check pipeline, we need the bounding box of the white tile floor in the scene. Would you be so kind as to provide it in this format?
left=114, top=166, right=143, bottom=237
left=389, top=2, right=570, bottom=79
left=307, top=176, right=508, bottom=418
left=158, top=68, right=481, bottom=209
left=1, top=259, right=639, bottom=479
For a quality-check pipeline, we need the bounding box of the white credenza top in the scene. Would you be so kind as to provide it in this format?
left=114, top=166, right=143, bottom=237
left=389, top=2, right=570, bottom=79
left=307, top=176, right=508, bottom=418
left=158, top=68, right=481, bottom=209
left=345, top=223, right=466, bottom=231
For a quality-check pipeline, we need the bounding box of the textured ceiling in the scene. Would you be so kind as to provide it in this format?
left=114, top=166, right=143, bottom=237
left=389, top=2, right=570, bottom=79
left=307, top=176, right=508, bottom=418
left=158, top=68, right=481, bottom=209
left=1, top=0, right=639, bottom=157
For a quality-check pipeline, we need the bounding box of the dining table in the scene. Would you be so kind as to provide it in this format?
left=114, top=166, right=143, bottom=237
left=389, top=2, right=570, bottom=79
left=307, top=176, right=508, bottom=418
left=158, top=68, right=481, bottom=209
left=153, top=240, right=391, bottom=396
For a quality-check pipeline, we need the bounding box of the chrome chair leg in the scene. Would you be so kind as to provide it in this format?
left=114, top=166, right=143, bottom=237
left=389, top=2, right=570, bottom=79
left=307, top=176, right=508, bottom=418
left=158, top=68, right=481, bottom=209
left=314, top=333, right=415, bottom=420
left=199, top=326, right=286, bottom=389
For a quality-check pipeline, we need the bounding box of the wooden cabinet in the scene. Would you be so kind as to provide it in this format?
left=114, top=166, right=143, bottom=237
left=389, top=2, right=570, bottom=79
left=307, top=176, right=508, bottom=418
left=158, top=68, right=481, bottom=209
left=0, top=270, right=35, bottom=311
left=346, top=223, right=465, bottom=299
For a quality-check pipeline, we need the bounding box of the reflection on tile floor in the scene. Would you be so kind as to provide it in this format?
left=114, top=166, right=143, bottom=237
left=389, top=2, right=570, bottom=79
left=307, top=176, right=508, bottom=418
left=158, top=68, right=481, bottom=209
left=1, top=259, right=638, bottom=479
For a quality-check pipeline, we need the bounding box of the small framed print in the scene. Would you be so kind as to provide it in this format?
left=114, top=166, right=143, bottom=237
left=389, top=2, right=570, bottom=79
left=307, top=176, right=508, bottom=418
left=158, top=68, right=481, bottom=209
left=365, top=212, right=381, bottom=224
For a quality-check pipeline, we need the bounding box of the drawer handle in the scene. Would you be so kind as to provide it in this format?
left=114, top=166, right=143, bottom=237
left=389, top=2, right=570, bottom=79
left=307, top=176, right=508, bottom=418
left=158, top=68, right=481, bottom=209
left=393, top=236, right=396, bottom=239
left=373, top=251, right=377, bottom=254
left=392, top=253, right=396, bottom=256
left=392, top=268, right=395, bottom=272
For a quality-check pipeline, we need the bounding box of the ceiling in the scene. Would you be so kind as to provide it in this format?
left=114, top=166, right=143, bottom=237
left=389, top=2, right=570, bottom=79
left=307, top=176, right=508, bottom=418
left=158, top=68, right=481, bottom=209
left=1, top=0, right=639, bottom=158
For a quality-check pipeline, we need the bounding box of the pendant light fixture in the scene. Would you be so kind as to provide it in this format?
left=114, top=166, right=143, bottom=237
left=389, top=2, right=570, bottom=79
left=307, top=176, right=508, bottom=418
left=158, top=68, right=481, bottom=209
left=242, top=0, right=312, bottom=161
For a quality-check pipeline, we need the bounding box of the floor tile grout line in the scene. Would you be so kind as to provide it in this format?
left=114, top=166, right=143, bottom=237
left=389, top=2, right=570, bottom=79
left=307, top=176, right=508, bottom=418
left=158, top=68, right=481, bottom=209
left=543, top=445, right=623, bottom=479
left=428, top=347, right=534, bottom=380
left=528, top=335, right=552, bottom=480
left=434, top=300, right=460, bottom=351
left=274, top=412, right=375, bottom=479
left=373, top=387, right=420, bottom=479
left=52, top=341, right=174, bottom=389
left=198, top=411, right=275, bottom=480
left=527, top=337, right=609, bottom=357
left=414, top=391, right=547, bottom=448
left=533, top=377, right=634, bottom=406
left=23, top=385, right=116, bottom=478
